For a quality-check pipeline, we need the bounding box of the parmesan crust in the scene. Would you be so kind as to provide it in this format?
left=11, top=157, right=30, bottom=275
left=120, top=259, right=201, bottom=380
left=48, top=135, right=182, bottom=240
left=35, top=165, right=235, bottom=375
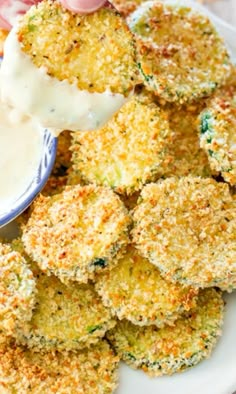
left=0, top=340, right=119, bottom=394
left=22, top=185, right=131, bottom=283
left=96, top=245, right=198, bottom=327
left=129, top=1, right=231, bottom=103
left=107, top=288, right=224, bottom=376
left=132, top=177, right=236, bottom=291
left=18, top=0, right=138, bottom=96
left=0, top=243, right=36, bottom=336
left=71, top=92, right=172, bottom=195
left=199, top=67, right=236, bottom=185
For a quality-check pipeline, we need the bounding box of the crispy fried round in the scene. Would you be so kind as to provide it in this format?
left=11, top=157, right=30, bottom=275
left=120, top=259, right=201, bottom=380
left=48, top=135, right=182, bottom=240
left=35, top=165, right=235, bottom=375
left=160, top=105, right=213, bottom=177
left=18, top=0, right=138, bottom=96
left=199, top=68, right=236, bottom=185
left=71, top=92, right=172, bottom=195
left=22, top=185, right=131, bottom=283
left=132, top=177, right=236, bottom=291
left=96, top=246, right=198, bottom=327
left=0, top=340, right=119, bottom=394
left=107, top=288, right=224, bottom=376
left=16, top=270, right=116, bottom=352
left=129, top=1, right=231, bottom=103
left=52, top=130, right=72, bottom=175
left=0, top=29, right=8, bottom=56
left=0, top=243, right=36, bottom=336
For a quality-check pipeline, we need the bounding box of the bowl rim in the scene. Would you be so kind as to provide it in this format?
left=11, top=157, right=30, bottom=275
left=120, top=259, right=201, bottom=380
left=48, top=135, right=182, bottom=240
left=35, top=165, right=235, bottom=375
left=0, top=132, right=58, bottom=228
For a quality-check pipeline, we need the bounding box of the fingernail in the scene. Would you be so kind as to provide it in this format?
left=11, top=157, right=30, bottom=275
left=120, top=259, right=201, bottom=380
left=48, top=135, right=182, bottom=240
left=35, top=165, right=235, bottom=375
left=63, top=0, right=107, bottom=13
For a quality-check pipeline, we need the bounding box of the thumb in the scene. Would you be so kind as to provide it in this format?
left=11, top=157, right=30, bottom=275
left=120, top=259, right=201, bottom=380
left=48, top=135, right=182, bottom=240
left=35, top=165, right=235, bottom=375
left=60, top=0, right=107, bottom=13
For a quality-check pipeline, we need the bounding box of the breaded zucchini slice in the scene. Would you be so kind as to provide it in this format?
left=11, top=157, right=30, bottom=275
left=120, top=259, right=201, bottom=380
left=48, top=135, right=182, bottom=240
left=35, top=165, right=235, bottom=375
left=22, top=185, right=131, bottom=283
left=71, top=92, right=172, bottom=195
left=16, top=271, right=116, bottom=352
left=95, top=245, right=198, bottom=327
left=0, top=243, right=36, bottom=336
left=18, top=0, right=137, bottom=97
left=52, top=130, right=72, bottom=175
left=107, top=288, right=224, bottom=376
left=199, top=68, right=236, bottom=185
left=0, top=29, right=8, bottom=56
left=0, top=340, right=119, bottom=394
left=129, top=1, right=231, bottom=103
left=160, top=105, right=213, bottom=177
left=132, top=177, right=236, bottom=291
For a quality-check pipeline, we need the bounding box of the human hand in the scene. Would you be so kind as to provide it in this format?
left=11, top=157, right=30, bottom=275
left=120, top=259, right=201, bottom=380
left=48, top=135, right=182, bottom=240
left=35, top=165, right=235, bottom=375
left=0, top=0, right=107, bottom=30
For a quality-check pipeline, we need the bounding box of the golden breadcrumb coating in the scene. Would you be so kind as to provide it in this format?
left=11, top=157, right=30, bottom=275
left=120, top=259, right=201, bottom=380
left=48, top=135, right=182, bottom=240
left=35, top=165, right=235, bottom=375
left=0, top=340, right=119, bottom=394
left=159, top=104, right=213, bottom=177
left=22, top=185, right=131, bottom=284
left=18, top=0, right=138, bottom=96
left=199, top=67, right=236, bottom=185
left=129, top=1, right=231, bottom=103
left=0, top=243, right=36, bottom=336
left=96, top=245, right=198, bottom=326
left=16, top=270, right=116, bottom=352
left=107, top=288, right=224, bottom=376
left=132, top=177, right=236, bottom=291
left=71, top=92, right=172, bottom=195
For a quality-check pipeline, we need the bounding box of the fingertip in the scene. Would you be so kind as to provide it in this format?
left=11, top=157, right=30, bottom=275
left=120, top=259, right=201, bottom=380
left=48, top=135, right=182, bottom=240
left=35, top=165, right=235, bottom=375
left=60, top=0, right=107, bottom=14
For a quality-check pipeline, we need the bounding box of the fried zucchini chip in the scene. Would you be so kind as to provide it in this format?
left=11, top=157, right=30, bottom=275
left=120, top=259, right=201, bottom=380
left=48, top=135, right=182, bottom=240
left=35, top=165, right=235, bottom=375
left=160, top=105, right=213, bottom=177
left=132, top=177, right=236, bottom=291
left=107, top=288, right=224, bottom=376
left=96, top=245, right=198, bottom=327
left=199, top=68, right=236, bottom=185
left=22, top=185, right=131, bottom=283
left=129, top=1, right=231, bottom=103
left=71, top=93, right=172, bottom=195
left=0, top=340, right=119, bottom=394
left=16, top=270, right=116, bottom=352
left=18, top=0, right=137, bottom=96
left=0, top=243, right=36, bottom=336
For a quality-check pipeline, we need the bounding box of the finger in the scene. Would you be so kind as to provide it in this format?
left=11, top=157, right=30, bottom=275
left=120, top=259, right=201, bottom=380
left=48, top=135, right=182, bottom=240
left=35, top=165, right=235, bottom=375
left=60, top=0, right=107, bottom=14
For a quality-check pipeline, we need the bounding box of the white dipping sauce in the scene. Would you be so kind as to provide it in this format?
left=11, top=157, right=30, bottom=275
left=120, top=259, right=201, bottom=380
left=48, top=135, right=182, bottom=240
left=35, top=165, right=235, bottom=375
left=0, top=103, right=43, bottom=214
left=0, top=26, right=128, bottom=136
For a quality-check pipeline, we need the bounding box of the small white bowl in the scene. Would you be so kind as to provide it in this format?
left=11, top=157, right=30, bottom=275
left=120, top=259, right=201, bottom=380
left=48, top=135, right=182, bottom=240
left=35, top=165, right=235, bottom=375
left=0, top=129, right=57, bottom=228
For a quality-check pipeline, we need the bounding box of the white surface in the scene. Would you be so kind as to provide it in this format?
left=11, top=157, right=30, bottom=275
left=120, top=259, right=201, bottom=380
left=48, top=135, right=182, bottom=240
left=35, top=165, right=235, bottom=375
left=116, top=293, right=236, bottom=394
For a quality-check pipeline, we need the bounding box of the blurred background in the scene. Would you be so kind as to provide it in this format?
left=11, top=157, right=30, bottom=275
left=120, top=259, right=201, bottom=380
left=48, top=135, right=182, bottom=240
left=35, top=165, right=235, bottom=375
left=198, top=0, right=236, bottom=26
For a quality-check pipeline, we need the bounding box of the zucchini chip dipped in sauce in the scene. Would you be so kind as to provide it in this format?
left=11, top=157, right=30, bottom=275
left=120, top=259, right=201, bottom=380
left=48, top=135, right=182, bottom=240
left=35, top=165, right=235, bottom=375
left=0, top=0, right=138, bottom=133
